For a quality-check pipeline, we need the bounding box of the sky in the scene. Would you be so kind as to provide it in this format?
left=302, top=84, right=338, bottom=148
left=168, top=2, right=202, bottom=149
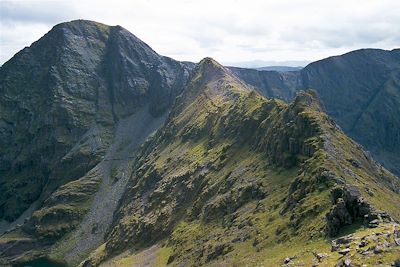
left=0, top=0, right=399, bottom=67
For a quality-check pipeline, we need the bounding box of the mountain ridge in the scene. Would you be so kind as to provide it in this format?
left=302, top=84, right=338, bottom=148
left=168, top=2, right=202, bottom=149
left=0, top=20, right=399, bottom=267
left=233, top=48, right=400, bottom=176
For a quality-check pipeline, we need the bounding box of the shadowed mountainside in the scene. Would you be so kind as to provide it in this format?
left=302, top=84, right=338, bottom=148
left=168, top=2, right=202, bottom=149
left=0, top=20, right=192, bottom=223
left=0, top=20, right=193, bottom=265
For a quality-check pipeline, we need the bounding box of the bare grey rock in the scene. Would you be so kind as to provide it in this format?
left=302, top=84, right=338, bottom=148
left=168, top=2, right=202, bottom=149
left=338, top=248, right=351, bottom=255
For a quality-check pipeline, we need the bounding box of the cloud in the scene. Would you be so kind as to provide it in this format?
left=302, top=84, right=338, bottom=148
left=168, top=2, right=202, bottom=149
left=0, top=0, right=399, bottom=66
left=1, top=0, right=77, bottom=24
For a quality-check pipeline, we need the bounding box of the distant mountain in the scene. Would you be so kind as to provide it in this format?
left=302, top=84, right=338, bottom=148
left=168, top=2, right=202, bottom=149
left=229, top=67, right=299, bottom=101
left=233, top=48, right=400, bottom=176
left=300, top=49, right=400, bottom=176
left=1, top=21, right=400, bottom=267
left=255, top=66, right=302, bottom=72
left=223, top=60, right=310, bottom=69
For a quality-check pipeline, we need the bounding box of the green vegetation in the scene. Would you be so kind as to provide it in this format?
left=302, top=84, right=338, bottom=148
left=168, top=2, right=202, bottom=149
left=24, top=169, right=102, bottom=240
left=80, top=58, right=400, bottom=267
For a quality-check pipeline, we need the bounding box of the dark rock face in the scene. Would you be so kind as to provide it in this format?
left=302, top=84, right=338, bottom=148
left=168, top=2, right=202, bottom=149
left=326, top=186, right=393, bottom=236
left=0, top=20, right=192, bottom=222
left=229, top=67, right=299, bottom=101
left=233, top=49, right=400, bottom=176
left=0, top=237, right=38, bottom=258
left=300, top=49, right=400, bottom=176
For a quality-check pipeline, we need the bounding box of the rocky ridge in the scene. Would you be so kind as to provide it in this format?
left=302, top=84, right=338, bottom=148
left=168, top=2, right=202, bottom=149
left=0, top=21, right=399, bottom=267
left=79, top=59, right=400, bottom=266
left=233, top=49, right=400, bottom=176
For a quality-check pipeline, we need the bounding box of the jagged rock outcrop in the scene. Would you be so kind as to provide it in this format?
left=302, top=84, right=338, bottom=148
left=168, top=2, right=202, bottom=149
left=300, top=49, right=400, bottom=176
left=279, top=90, right=400, bottom=239
left=326, top=186, right=393, bottom=236
left=233, top=49, right=400, bottom=176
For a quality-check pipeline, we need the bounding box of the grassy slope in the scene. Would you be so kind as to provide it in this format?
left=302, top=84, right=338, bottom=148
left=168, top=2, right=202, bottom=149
left=81, top=58, right=400, bottom=267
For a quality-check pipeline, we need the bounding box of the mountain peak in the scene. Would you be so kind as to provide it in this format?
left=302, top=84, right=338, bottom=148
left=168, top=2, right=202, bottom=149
left=291, top=89, right=325, bottom=113
left=51, top=19, right=111, bottom=37
left=45, top=20, right=147, bottom=51
left=0, top=17, right=192, bottom=225
left=195, top=57, right=251, bottom=90
left=196, top=57, right=227, bottom=78
left=198, top=57, right=222, bottom=67
left=56, top=19, right=108, bottom=28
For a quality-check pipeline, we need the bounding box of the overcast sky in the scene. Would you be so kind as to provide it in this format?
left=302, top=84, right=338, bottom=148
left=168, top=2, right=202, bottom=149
left=1, top=0, right=399, bottom=67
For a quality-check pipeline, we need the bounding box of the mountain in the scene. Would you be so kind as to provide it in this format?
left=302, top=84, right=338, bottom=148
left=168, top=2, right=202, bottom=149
left=82, top=59, right=400, bottom=267
left=229, top=67, right=299, bottom=101
left=0, top=19, right=192, bottom=264
left=300, top=49, right=400, bottom=176
left=0, top=20, right=400, bottom=267
left=255, top=66, right=302, bottom=72
left=0, top=20, right=192, bottom=223
left=223, top=60, right=309, bottom=69
left=233, top=49, right=400, bottom=176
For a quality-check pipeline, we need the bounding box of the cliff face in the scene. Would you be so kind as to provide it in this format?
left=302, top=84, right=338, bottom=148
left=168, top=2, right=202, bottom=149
left=0, top=20, right=192, bottom=223
left=300, top=49, right=400, bottom=176
left=233, top=49, right=400, bottom=176
left=229, top=66, right=299, bottom=101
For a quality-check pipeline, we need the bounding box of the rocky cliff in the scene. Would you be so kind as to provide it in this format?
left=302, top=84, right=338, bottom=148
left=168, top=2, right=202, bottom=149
left=229, top=66, right=299, bottom=101
left=0, top=20, right=192, bottom=266
left=0, top=20, right=192, bottom=223
left=233, top=49, right=400, bottom=177
left=300, top=49, right=400, bottom=176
